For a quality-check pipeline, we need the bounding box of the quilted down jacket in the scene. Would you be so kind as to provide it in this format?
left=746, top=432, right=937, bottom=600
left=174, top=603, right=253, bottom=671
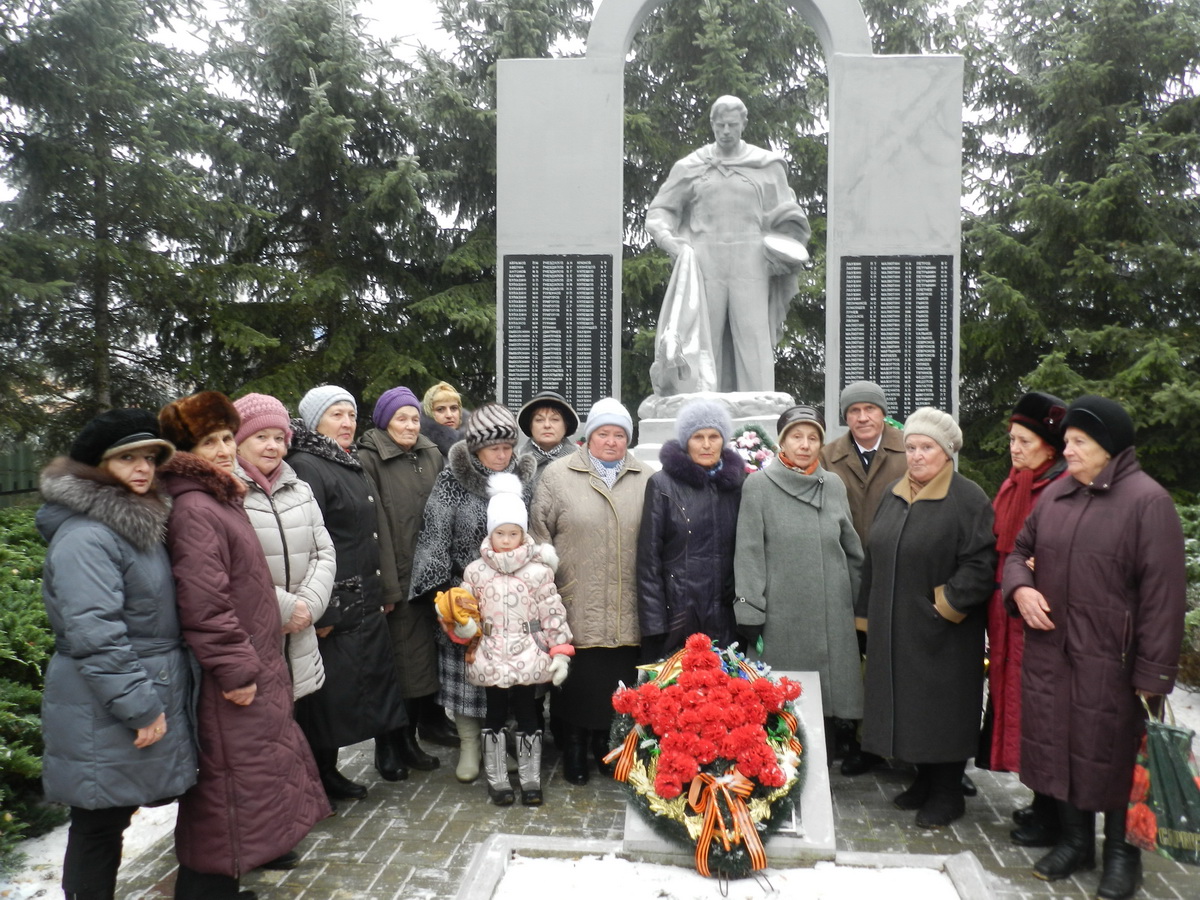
left=160, top=452, right=329, bottom=877
left=37, top=457, right=197, bottom=810
left=236, top=460, right=335, bottom=700
left=461, top=537, right=572, bottom=688
left=1002, top=447, right=1186, bottom=811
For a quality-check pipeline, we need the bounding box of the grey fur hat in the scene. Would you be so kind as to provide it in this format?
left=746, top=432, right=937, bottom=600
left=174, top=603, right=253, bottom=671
left=675, top=399, right=733, bottom=445
left=903, top=407, right=962, bottom=458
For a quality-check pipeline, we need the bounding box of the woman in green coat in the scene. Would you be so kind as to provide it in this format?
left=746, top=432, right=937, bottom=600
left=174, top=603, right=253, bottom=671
left=733, top=405, right=864, bottom=736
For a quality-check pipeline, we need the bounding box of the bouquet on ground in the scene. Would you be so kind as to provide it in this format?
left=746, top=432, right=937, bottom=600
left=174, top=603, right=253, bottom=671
left=606, top=634, right=805, bottom=879
left=731, top=424, right=777, bottom=473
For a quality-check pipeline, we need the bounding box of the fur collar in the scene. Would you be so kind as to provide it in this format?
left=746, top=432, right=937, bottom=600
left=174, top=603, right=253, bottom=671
left=658, top=440, right=745, bottom=491
left=288, top=418, right=362, bottom=470
left=38, top=457, right=171, bottom=551
left=447, top=440, right=537, bottom=500
left=159, top=451, right=246, bottom=505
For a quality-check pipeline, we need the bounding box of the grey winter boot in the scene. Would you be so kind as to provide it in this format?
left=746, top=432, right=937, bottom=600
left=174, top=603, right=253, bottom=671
left=517, top=731, right=544, bottom=806
left=454, top=715, right=483, bottom=783
left=482, top=729, right=514, bottom=806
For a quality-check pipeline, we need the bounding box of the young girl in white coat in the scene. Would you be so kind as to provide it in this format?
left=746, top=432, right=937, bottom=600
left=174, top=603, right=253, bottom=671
left=439, top=473, right=573, bottom=806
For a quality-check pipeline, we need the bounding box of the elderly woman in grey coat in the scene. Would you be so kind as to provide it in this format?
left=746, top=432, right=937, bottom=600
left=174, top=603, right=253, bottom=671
left=857, top=407, right=996, bottom=829
left=38, top=410, right=196, bottom=899
left=234, top=393, right=335, bottom=707
left=733, top=405, right=864, bottom=747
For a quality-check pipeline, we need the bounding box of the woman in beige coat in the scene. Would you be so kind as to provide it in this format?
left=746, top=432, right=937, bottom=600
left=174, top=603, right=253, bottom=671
left=530, top=397, right=650, bottom=785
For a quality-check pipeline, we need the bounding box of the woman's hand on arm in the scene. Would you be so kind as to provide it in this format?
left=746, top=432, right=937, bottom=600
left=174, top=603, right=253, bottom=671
left=1014, top=586, right=1055, bottom=631
left=133, top=712, right=168, bottom=749
left=222, top=683, right=257, bottom=706
left=284, top=598, right=312, bottom=633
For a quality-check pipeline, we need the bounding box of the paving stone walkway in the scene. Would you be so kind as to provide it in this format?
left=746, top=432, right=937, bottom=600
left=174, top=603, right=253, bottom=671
left=117, top=739, right=1197, bottom=900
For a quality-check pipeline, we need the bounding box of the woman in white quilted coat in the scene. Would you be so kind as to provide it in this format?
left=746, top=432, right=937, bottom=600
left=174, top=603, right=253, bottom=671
left=233, top=394, right=336, bottom=702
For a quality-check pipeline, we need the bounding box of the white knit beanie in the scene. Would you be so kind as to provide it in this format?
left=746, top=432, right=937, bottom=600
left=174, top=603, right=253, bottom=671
left=298, top=385, right=356, bottom=432
left=903, top=407, right=962, bottom=458
left=486, top=472, right=527, bottom=533
left=584, top=397, right=633, bottom=442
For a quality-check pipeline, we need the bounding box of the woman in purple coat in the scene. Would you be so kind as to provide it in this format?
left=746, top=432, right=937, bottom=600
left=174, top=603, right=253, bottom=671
left=159, top=392, right=329, bottom=899
left=1004, top=396, right=1186, bottom=900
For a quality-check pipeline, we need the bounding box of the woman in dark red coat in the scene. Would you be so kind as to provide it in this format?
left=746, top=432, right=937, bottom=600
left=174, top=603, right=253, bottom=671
left=159, top=392, right=329, bottom=899
left=981, top=392, right=1067, bottom=846
left=1003, top=396, right=1186, bottom=900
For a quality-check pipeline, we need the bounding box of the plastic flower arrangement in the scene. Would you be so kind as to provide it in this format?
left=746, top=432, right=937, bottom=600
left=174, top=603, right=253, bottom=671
left=731, top=424, right=777, bottom=473
left=606, top=633, right=805, bottom=879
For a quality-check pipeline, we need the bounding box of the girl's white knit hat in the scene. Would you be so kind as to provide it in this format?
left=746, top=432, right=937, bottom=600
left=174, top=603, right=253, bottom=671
left=486, top=472, right=527, bottom=533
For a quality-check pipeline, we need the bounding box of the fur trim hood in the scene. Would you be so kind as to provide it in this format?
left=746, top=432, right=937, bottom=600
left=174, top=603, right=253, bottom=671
left=37, top=457, right=171, bottom=551
left=447, top=440, right=537, bottom=500
left=288, top=418, right=362, bottom=470
left=158, top=451, right=246, bottom=505
left=658, top=440, right=745, bottom=491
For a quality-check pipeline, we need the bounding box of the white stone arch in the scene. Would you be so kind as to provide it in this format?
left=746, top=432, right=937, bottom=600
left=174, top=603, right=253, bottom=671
left=495, top=0, right=963, bottom=428
left=585, top=0, right=871, bottom=62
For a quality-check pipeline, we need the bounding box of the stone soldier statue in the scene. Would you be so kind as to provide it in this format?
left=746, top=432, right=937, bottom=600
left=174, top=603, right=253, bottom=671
left=646, top=95, right=809, bottom=395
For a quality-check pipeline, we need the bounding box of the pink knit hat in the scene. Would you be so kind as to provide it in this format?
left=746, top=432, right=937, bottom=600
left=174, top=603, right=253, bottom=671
left=233, top=393, right=294, bottom=446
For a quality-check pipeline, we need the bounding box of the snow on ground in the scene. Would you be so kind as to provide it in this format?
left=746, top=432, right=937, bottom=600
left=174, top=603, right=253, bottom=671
left=494, top=854, right=960, bottom=900
left=3, top=688, right=1197, bottom=897
left=0, top=803, right=176, bottom=899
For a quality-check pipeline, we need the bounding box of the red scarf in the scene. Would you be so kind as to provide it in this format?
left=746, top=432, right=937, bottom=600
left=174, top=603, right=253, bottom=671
left=992, top=457, right=1057, bottom=553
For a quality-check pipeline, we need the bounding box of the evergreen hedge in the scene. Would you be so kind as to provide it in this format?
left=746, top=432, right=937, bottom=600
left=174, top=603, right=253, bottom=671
left=0, top=506, right=65, bottom=870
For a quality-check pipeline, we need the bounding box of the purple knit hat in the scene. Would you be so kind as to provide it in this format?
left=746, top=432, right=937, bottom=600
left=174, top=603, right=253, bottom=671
left=373, top=386, right=422, bottom=431
left=233, top=393, right=293, bottom=446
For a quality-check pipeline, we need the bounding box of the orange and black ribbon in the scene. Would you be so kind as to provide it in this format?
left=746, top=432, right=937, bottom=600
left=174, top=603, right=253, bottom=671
left=686, top=770, right=767, bottom=877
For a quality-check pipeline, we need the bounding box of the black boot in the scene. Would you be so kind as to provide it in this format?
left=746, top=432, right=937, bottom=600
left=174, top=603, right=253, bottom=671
left=592, top=729, right=613, bottom=778
left=1033, top=800, right=1096, bottom=881
left=175, top=865, right=252, bottom=900
left=373, top=730, right=410, bottom=781
left=398, top=724, right=440, bottom=771
left=563, top=725, right=589, bottom=785
left=1011, top=791, right=1060, bottom=846
left=1097, top=807, right=1142, bottom=900
left=840, top=725, right=885, bottom=776
left=314, top=746, right=368, bottom=801
left=893, top=764, right=933, bottom=810
left=416, top=695, right=460, bottom=747
left=915, top=761, right=967, bottom=828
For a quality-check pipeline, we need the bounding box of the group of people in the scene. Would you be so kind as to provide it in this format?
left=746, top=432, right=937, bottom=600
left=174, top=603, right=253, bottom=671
left=37, top=375, right=1185, bottom=900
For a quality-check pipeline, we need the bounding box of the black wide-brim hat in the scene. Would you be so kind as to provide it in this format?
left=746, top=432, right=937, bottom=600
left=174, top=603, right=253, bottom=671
left=517, top=390, right=580, bottom=438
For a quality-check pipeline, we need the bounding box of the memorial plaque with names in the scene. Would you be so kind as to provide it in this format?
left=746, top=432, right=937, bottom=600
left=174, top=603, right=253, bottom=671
left=502, top=254, right=613, bottom=418
left=841, top=256, right=953, bottom=422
